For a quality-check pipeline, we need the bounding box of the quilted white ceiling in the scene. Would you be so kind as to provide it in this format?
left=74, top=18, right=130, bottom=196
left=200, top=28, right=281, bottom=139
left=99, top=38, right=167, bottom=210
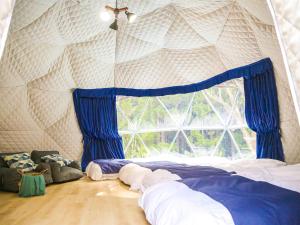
left=0, top=0, right=299, bottom=162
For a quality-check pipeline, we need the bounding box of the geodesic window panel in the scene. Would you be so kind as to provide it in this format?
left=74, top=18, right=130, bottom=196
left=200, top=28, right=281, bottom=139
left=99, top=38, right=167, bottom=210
left=117, top=79, right=256, bottom=159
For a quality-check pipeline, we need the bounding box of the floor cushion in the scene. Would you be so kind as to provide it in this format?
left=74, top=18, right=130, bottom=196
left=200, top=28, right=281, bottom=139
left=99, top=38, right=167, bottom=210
left=50, top=163, right=83, bottom=183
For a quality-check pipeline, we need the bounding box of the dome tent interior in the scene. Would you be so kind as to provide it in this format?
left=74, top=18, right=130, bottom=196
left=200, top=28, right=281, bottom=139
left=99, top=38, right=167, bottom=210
left=0, top=1, right=300, bottom=225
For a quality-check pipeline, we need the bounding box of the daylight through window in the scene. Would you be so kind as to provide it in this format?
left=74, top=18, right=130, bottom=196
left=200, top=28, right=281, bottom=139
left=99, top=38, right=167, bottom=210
left=117, top=79, right=256, bottom=159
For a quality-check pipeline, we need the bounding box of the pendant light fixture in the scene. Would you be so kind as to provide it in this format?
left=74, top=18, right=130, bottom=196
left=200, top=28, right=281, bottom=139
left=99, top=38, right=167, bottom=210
left=100, top=0, right=137, bottom=30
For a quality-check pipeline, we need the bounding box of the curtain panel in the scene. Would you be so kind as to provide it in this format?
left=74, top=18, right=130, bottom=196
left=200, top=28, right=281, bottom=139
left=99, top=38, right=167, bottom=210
left=73, top=93, right=124, bottom=171
left=244, top=68, right=284, bottom=161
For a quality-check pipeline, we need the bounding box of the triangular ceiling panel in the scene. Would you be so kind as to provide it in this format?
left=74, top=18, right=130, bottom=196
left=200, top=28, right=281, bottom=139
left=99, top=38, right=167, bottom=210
left=176, top=3, right=232, bottom=43
left=216, top=3, right=262, bottom=68
left=173, top=0, right=232, bottom=14
left=127, top=0, right=171, bottom=16
left=68, top=31, right=116, bottom=64
left=246, top=12, right=282, bottom=63
left=56, top=0, right=108, bottom=44
left=67, top=42, right=115, bottom=88
left=13, top=3, right=63, bottom=45
left=115, top=49, right=187, bottom=88
left=163, top=9, right=209, bottom=49
left=237, top=0, right=273, bottom=25
left=2, top=38, right=64, bottom=83
left=165, top=46, right=226, bottom=83
left=116, top=28, right=162, bottom=63
left=28, top=52, right=76, bottom=91
left=10, top=0, right=58, bottom=32
left=121, top=5, right=174, bottom=44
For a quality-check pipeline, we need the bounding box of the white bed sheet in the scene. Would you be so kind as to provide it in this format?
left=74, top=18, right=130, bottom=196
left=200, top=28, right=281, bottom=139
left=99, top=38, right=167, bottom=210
left=139, top=181, right=234, bottom=225
left=139, top=163, right=300, bottom=225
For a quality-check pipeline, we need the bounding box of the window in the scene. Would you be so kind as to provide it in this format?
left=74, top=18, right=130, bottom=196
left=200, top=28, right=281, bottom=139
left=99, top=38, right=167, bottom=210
left=117, top=79, right=256, bottom=159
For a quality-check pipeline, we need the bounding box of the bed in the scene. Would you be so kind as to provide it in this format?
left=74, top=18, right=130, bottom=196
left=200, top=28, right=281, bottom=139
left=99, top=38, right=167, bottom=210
left=85, top=157, right=286, bottom=182
left=86, top=158, right=300, bottom=225
left=139, top=164, right=300, bottom=225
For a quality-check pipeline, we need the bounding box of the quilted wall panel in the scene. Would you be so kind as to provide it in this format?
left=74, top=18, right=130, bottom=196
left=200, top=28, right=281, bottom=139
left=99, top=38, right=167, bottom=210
left=270, top=0, right=300, bottom=123
left=0, top=0, right=299, bottom=163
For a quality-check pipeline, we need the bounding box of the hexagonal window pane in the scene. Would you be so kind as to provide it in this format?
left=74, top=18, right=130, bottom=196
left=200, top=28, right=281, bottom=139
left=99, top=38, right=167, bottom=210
left=169, top=131, right=192, bottom=155
left=139, top=131, right=177, bottom=155
left=231, top=128, right=256, bottom=158
left=138, top=97, right=175, bottom=130
left=215, top=131, right=239, bottom=159
left=117, top=97, right=148, bottom=131
left=117, top=107, right=130, bottom=131
left=120, top=133, right=132, bottom=150
left=205, top=83, right=239, bottom=124
left=124, top=135, right=148, bottom=158
left=159, top=93, right=194, bottom=125
left=184, top=92, right=222, bottom=128
left=184, top=130, right=223, bottom=156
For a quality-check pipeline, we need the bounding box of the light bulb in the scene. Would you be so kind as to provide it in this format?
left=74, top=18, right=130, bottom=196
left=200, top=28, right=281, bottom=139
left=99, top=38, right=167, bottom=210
left=100, top=11, right=111, bottom=21
left=125, top=11, right=137, bottom=23
left=128, top=14, right=137, bottom=23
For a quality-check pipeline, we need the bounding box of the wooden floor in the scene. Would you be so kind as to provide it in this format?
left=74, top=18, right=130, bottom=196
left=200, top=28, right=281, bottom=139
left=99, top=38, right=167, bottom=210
left=0, top=177, right=150, bottom=225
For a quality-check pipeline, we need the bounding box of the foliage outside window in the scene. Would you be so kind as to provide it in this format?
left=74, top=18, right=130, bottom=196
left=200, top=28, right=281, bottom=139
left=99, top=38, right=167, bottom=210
left=117, top=79, right=256, bottom=159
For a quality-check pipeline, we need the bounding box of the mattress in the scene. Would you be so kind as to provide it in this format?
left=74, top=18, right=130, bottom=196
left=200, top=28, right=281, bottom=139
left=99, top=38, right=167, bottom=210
left=139, top=163, right=300, bottom=225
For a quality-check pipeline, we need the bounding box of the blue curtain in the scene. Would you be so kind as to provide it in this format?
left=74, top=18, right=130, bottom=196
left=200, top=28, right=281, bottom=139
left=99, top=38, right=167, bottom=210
left=73, top=93, right=125, bottom=171
left=244, top=66, right=284, bottom=161
left=73, top=58, right=284, bottom=167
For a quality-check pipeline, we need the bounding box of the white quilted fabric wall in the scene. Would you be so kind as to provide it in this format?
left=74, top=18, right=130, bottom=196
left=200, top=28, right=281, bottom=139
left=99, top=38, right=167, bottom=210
left=0, top=0, right=299, bottom=162
left=269, top=0, right=300, bottom=124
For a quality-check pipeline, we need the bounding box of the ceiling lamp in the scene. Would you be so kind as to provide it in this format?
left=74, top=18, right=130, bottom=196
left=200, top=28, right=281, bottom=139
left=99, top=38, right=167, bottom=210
left=101, top=0, right=137, bottom=31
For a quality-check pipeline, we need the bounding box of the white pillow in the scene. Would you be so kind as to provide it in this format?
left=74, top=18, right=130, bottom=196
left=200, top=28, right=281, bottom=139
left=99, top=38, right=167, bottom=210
left=86, top=162, right=119, bottom=181
left=119, top=163, right=152, bottom=191
left=86, top=162, right=103, bottom=180
left=141, top=169, right=181, bottom=192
